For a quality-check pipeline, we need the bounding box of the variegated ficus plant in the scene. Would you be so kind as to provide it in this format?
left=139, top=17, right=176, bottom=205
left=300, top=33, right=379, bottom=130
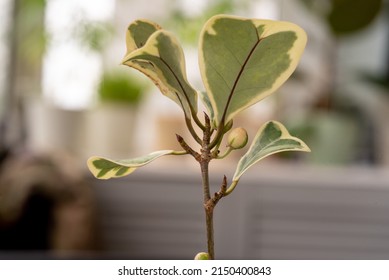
left=87, top=15, right=310, bottom=260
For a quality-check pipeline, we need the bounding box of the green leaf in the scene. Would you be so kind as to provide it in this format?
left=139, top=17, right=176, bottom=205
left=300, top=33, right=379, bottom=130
left=125, top=19, right=161, bottom=52
left=199, top=91, right=215, bottom=122
left=87, top=150, right=175, bottom=180
left=199, top=15, right=307, bottom=127
left=233, top=121, right=310, bottom=182
left=122, top=20, right=198, bottom=119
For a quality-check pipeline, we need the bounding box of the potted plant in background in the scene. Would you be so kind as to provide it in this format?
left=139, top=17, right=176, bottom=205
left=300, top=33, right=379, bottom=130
left=85, top=70, right=146, bottom=160
left=87, top=14, right=310, bottom=259
left=291, top=0, right=385, bottom=165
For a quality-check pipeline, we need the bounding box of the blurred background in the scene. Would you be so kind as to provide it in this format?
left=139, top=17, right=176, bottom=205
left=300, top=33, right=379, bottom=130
left=1, top=0, right=389, bottom=259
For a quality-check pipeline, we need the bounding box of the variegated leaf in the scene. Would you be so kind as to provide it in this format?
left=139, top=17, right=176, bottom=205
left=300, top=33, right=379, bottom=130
left=233, top=121, right=310, bottom=182
left=199, top=15, right=307, bottom=128
left=122, top=20, right=198, bottom=119
left=87, top=150, right=175, bottom=180
left=125, top=19, right=161, bottom=53
left=199, top=91, right=215, bottom=122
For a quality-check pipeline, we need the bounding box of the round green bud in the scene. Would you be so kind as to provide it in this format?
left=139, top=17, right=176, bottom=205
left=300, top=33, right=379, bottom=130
left=194, top=252, right=210, bottom=260
left=227, top=127, right=248, bottom=149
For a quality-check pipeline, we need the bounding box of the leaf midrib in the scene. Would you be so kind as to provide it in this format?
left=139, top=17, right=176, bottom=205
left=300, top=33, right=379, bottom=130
left=220, top=28, right=264, bottom=125
left=159, top=57, right=195, bottom=117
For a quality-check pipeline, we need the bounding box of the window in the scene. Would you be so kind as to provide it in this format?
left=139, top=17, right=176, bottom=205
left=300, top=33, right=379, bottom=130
left=43, top=0, right=114, bottom=109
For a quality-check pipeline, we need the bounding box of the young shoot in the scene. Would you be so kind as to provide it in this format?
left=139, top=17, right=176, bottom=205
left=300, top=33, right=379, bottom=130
left=87, top=14, right=310, bottom=260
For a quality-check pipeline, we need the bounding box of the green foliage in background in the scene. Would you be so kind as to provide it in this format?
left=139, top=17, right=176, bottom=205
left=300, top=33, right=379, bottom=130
left=74, top=20, right=114, bottom=52
left=97, top=71, right=144, bottom=105
left=300, top=0, right=383, bottom=35
left=166, top=0, right=238, bottom=44
left=17, top=0, right=48, bottom=65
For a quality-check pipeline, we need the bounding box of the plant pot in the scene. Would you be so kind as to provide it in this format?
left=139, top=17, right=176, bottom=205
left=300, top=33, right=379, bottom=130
left=85, top=103, right=138, bottom=160
left=26, top=99, right=86, bottom=160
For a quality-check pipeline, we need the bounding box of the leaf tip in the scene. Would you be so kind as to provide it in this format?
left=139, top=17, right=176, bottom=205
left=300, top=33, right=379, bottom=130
left=86, top=156, right=104, bottom=179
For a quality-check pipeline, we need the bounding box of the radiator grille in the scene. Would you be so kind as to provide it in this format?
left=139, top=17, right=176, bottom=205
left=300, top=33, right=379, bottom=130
left=92, top=165, right=389, bottom=259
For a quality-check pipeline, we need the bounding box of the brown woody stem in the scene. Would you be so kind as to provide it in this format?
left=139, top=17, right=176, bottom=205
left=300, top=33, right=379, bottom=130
left=200, top=114, right=228, bottom=260
left=176, top=134, right=201, bottom=161
left=178, top=113, right=228, bottom=260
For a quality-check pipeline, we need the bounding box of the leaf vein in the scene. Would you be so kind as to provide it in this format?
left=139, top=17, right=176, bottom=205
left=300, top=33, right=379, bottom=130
left=221, top=25, right=264, bottom=124
left=159, top=57, right=192, bottom=114
left=208, top=62, right=233, bottom=91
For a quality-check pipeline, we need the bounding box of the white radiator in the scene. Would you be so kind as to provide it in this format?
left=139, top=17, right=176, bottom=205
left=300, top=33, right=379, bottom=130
left=92, top=163, right=389, bottom=259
